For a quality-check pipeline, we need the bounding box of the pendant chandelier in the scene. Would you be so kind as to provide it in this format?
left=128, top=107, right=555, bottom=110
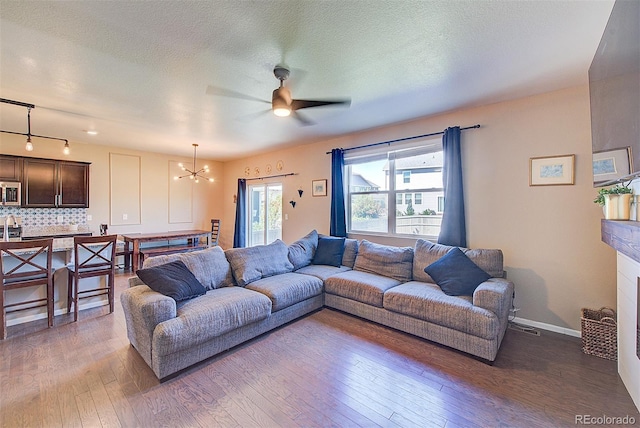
left=173, top=144, right=214, bottom=183
left=0, top=98, right=70, bottom=155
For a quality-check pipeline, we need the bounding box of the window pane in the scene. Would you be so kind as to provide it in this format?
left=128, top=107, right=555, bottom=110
left=415, top=193, right=422, bottom=205
left=249, top=186, right=265, bottom=246
left=350, top=194, right=388, bottom=233
left=396, top=193, right=402, bottom=204
left=249, top=183, right=282, bottom=246
left=396, top=152, right=443, bottom=191
left=405, top=193, right=412, bottom=204
left=350, top=159, right=388, bottom=191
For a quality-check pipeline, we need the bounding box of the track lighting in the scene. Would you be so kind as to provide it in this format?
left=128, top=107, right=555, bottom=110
left=0, top=98, right=70, bottom=154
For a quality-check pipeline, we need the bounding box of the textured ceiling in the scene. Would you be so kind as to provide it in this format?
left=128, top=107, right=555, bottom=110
left=0, top=1, right=614, bottom=161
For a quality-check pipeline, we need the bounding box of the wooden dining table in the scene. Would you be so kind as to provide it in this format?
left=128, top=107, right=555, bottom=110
left=120, top=229, right=211, bottom=272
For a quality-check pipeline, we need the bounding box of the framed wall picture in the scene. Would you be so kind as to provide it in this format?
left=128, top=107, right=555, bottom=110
left=529, top=154, right=575, bottom=186
left=592, top=146, right=632, bottom=186
left=312, top=179, right=327, bottom=196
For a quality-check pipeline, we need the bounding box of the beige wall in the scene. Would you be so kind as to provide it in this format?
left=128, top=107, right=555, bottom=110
left=0, top=134, right=224, bottom=235
left=221, top=84, right=617, bottom=332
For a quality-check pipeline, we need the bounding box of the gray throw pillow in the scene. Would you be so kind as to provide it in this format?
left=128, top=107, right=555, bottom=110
left=225, top=239, right=294, bottom=286
left=288, top=230, right=319, bottom=270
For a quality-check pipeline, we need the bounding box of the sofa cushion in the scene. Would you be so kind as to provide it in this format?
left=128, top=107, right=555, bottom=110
left=424, top=247, right=491, bottom=296
left=354, top=240, right=413, bottom=282
left=153, top=287, right=272, bottom=356
left=225, top=240, right=294, bottom=286
left=295, top=264, right=351, bottom=281
left=383, top=281, right=499, bottom=339
left=136, top=260, right=206, bottom=302
left=245, top=272, right=323, bottom=312
left=325, top=270, right=402, bottom=307
left=288, top=230, right=318, bottom=270
left=413, top=239, right=504, bottom=283
left=141, top=246, right=235, bottom=290
left=312, top=236, right=346, bottom=267
left=341, top=238, right=359, bottom=268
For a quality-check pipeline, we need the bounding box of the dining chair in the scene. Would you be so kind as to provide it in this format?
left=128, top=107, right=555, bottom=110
left=0, top=238, right=54, bottom=339
left=211, top=219, right=221, bottom=246
left=67, top=234, right=117, bottom=322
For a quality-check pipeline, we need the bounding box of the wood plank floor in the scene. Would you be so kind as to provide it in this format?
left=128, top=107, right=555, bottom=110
left=1, top=272, right=638, bottom=427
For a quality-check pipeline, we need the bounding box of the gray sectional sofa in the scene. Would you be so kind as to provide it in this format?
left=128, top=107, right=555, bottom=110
left=121, top=230, right=514, bottom=380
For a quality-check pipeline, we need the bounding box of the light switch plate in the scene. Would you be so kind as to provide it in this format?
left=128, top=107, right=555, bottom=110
left=122, top=213, right=128, bottom=220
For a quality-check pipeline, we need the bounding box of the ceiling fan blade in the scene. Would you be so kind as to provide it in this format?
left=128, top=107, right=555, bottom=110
left=205, top=85, right=270, bottom=104
left=236, top=109, right=271, bottom=123
left=291, top=99, right=351, bottom=111
left=291, top=110, right=314, bottom=126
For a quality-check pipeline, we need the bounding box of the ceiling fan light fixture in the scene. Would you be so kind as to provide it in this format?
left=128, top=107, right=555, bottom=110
left=273, top=106, right=291, bottom=117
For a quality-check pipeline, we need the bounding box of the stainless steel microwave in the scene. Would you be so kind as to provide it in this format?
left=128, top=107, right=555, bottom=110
left=0, top=182, right=21, bottom=206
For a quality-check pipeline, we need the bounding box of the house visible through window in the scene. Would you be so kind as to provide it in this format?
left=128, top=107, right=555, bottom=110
left=345, top=141, right=444, bottom=237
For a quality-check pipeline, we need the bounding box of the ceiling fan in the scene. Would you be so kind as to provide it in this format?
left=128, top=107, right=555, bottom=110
left=206, top=65, right=350, bottom=125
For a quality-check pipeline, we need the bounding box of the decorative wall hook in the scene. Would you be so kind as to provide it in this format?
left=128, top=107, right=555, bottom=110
left=289, top=200, right=296, bottom=208
left=298, top=188, right=304, bottom=197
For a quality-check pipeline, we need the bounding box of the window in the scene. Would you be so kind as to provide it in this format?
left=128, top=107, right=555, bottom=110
left=248, top=183, right=282, bottom=246
left=437, top=196, right=445, bottom=213
left=346, top=142, right=444, bottom=237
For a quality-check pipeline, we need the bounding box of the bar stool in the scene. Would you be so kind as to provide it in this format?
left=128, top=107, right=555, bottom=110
left=67, top=234, right=117, bottom=321
left=0, top=238, right=54, bottom=340
left=211, top=219, right=221, bottom=246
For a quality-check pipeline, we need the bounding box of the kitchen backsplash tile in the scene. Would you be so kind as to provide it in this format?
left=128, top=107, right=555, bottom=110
left=0, top=206, right=87, bottom=227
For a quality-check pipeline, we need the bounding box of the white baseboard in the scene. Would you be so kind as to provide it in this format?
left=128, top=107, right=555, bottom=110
left=512, top=316, right=581, bottom=338
left=6, top=300, right=108, bottom=327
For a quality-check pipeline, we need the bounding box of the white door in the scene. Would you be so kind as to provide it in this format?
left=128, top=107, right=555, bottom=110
left=248, top=183, right=282, bottom=246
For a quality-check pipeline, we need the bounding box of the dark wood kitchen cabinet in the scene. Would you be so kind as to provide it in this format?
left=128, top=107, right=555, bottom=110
left=0, top=155, right=22, bottom=181
left=22, top=158, right=90, bottom=207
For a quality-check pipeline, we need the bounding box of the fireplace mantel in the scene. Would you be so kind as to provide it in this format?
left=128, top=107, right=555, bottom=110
left=601, top=220, right=640, bottom=264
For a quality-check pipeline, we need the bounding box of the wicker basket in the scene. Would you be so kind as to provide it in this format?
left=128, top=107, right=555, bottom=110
left=581, top=307, right=617, bottom=361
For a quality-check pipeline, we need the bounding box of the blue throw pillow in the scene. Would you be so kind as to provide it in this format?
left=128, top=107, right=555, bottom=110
left=312, top=236, right=346, bottom=267
left=423, top=247, right=491, bottom=296
left=137, top=260, right=206, bottom=302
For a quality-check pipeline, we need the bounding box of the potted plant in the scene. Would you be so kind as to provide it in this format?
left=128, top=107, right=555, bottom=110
left=594, top=183, right=634, bottom=220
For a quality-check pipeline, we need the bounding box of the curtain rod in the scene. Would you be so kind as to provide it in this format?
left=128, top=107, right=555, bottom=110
left=325, top=124, right=481, bottom=154
left=244, top=172, right=297, bottom=181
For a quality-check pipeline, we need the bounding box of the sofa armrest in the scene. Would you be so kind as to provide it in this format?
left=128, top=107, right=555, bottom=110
left=472, top=278, right=514, bottom=318
left=120, top=285, right=177, bottom=365
left=128, top=275, right=145, bottom=287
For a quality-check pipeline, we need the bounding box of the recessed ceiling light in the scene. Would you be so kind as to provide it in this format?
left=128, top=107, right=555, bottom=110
left=85, top=130, right=98, bottom=135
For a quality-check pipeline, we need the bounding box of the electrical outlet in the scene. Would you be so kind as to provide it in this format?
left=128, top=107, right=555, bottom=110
left=122, top=213, right=128, bottom=220
left=57, top=215, right=63, bottom=223
left=86, top=214, right=92, bottom=221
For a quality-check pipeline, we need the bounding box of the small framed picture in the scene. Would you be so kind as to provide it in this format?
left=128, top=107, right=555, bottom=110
left=312, top=179, right=327, bottom=196
left=530, top=154, right=575, bottom=186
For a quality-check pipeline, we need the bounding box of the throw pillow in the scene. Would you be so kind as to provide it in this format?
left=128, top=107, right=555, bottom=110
left=423, top=247, right=491, bottom=296
left=288, top=230, right=319, bottom=270
left=136, top=260, right=207, bottom=302
left=312, top=236, right=346, bottom=267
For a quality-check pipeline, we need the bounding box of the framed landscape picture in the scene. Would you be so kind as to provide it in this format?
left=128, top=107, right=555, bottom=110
left=529, top=154, right=575, bottom=186
left=312, top=179, right=327, bottom=196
